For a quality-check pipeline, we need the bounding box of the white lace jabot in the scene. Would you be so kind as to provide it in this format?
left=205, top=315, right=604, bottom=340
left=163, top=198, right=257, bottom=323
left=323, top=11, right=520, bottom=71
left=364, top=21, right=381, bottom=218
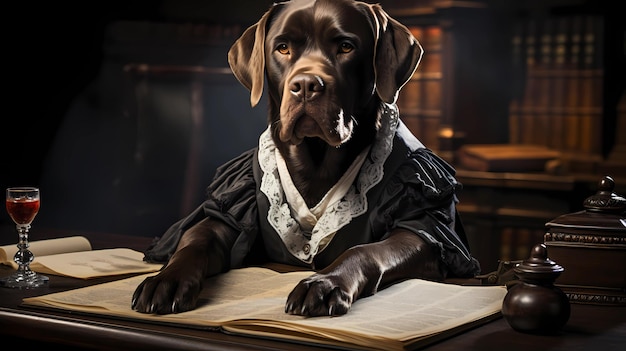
left=257, top=103, right=399, bottom=264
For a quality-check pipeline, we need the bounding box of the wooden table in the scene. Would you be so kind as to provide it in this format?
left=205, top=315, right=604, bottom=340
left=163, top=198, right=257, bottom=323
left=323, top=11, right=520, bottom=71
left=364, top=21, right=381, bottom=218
left=0, top=231, right=624, bottom=350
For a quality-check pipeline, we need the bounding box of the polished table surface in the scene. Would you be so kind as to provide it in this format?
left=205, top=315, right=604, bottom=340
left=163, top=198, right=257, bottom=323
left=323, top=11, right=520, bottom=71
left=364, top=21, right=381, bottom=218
left=0, top=231, right=624, bottom=351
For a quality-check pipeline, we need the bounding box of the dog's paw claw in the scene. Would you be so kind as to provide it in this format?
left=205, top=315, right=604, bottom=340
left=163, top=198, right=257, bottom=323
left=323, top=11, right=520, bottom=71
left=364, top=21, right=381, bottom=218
left=285, top=302, right=294, bottom=314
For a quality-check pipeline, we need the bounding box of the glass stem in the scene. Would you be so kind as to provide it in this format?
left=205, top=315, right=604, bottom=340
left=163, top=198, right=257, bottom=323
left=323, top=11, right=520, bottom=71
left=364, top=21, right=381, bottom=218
left=14, top=224, right=35, bottom=274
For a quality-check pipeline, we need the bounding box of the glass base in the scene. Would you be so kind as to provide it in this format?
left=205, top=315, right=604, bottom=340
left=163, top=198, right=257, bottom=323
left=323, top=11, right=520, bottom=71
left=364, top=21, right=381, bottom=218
left=0, top=270, right=49, bottom=289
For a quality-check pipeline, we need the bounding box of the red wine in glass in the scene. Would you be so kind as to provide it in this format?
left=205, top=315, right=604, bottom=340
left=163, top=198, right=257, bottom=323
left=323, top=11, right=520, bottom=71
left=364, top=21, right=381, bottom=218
left=1, top=187, right=49, bottom=288
left=6, top=196, right=40, bottom=225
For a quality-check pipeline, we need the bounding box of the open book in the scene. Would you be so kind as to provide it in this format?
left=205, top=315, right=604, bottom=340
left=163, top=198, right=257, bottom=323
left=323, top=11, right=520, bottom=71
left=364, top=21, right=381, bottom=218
left=22, top=267, right=507, bottom=350
left=0, top=236, right=163, bottom=279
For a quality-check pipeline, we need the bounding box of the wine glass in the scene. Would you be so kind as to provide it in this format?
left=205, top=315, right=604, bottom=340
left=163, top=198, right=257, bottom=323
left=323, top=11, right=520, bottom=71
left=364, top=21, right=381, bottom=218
left=0, top=187, right=49, bottom=288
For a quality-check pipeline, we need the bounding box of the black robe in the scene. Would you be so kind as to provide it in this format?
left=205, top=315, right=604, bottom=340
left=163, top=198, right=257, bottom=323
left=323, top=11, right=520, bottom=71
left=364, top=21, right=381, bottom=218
left=143, top=118, right=481, bottom=278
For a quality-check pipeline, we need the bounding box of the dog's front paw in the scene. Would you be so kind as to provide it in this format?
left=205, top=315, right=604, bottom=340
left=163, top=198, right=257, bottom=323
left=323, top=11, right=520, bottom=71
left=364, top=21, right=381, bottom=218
left=285, top=273, right=356, bottom=317
left=131, top=268, right=203, bottom=315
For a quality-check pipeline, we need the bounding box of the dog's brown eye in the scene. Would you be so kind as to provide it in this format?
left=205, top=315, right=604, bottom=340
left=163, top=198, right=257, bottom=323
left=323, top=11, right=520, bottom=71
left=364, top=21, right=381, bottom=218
left=339, top=42, right=353, bottom=54
left=277, top=44, right=290, bottom=55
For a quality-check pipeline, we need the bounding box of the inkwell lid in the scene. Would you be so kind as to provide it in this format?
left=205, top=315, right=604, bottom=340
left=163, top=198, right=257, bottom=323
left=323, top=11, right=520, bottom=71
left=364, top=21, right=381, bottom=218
left=514, top=243, right=564, bottom=283
left=545, top=175, right=626, bottom=233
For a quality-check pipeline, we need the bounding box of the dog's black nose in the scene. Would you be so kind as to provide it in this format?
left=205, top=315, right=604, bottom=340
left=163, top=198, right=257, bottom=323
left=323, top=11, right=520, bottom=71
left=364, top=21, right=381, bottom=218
left=289, top=74, right=325, bottom=101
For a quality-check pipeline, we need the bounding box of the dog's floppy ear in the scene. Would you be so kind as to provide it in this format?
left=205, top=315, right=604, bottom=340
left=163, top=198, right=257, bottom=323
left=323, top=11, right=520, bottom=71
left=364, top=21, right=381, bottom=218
left=362, top=3, right=423, bottom=104
left=228, top=4, right=279, bottom=107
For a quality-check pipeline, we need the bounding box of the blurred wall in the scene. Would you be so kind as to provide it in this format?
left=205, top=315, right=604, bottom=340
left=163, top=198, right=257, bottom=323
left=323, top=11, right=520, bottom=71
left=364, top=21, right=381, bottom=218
left=2, top=1, right=273, bottom=240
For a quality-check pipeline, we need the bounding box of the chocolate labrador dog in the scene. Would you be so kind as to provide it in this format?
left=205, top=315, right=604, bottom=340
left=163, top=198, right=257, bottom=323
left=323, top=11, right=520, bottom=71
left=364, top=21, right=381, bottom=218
left=132, top=0, right=480, bottom=317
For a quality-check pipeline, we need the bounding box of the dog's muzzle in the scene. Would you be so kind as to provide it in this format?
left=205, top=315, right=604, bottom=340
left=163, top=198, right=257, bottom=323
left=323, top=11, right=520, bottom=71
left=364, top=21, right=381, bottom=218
left=289, top=74, right=325, bottom=102
left=279, top=65, right=352, bottom=146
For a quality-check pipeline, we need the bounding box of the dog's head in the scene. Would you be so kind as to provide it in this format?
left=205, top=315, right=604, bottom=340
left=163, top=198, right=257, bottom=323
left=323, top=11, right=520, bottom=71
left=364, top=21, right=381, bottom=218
left=228, top=0, right=422, bottom=148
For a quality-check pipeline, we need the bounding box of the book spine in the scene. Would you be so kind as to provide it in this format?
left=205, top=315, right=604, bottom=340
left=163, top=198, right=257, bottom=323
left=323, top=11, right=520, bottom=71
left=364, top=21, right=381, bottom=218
left=535, top=18, right=554, bottom=147
left=578, top=15, right=604, bottom=156
left=501, top=227, right=542, bottom=263
left=513, top=228, right=529, bottom=261
left=397, top=24, right=442, bottom=151
left=509, top=12, right=606, bottom=165
left=500, top=227, right=513, bottom=262
left=421, top=25, right=443, bottom=150
left=519, top=18, right=541, bottom=146
left=563, top=15, right=583, bottom=155
left=549, top=17, right=568, bottom=151
left=508, top=20, right=524, bottom=144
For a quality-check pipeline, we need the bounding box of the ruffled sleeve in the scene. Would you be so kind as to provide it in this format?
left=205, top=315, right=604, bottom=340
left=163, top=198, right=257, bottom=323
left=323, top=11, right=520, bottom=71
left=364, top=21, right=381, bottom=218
left=143, top=148, right=259, bottom=266
left=370, top=148, right=481, bottom=278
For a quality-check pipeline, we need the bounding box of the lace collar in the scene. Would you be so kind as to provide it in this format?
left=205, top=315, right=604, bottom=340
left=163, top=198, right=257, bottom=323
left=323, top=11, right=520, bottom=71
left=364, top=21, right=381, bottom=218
left=257, top=103, right=399, bottom=264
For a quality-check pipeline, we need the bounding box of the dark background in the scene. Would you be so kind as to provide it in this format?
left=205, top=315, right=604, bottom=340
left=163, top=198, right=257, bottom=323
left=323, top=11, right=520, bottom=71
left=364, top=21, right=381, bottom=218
left=1, top=1, right=624, bottom=271
left=2, top=1, right=274, bottom=239
left=4, top=0, right=275, bottom=186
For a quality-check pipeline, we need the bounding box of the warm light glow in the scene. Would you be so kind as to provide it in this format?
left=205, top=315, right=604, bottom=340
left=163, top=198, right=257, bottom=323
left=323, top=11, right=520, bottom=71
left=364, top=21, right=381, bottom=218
left=439, top=127, right=454, bottom=138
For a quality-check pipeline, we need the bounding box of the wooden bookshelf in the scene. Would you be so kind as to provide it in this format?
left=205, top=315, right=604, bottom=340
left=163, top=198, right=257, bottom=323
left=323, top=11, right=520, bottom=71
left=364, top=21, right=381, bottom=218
left=508, top=13, right=606, bottom=173
left=383, top=0, right=508, bottom=163
left=383, top=0, right=624, bottom=275
left=384, top=0, right=623, bottom=170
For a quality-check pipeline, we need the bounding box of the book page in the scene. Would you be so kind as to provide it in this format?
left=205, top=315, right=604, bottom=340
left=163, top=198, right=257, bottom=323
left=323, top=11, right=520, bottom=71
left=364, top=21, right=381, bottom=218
left=0, top=236, right=92, bottom=269
left=29, top=248, right=164, bottom=279
left=259, top=278, right=507, bottom=349
left=224, top=278, right=507, bottom=350
left=23, top=267, right=507, bottom=350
